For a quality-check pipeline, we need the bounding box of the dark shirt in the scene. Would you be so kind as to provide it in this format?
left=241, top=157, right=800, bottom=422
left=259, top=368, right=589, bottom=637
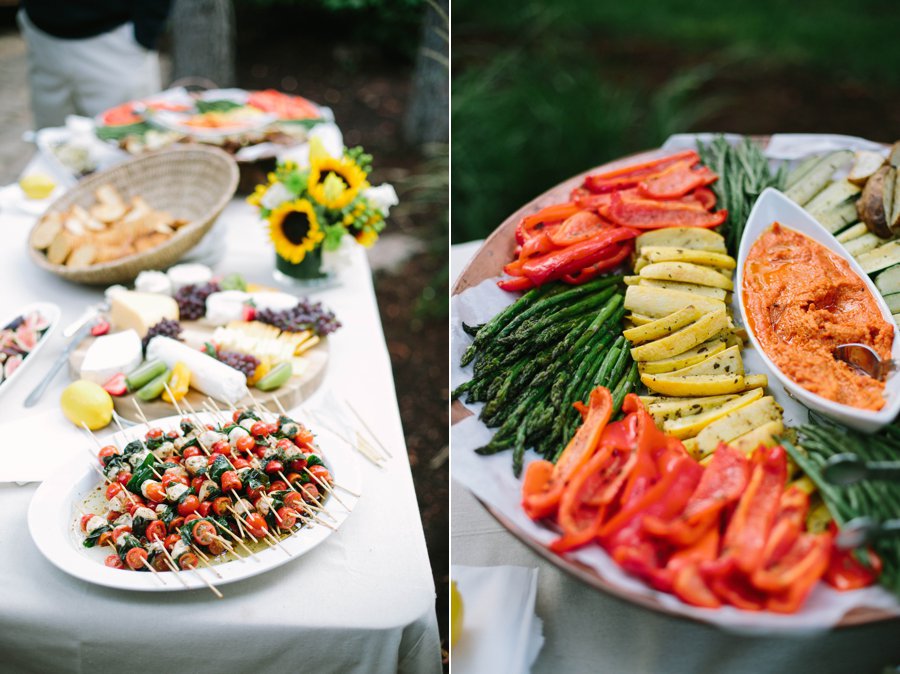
left=21, top=0, right=172, bottom=50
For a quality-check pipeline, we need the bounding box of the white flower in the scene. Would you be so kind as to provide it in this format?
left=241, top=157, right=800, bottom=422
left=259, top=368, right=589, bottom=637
left=278, top=122, right=344, bottom=169
left=260, top=181, right=293, bottom=210
left=363, top=184, right=398, bottom=216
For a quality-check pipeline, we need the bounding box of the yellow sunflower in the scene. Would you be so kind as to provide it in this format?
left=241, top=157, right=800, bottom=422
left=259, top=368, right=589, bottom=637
left=267, top=199, right=325, bottom=264
left=308, top=156, right=368, bottom=210
left=246, top=182, right=269, bottom=207
left=355, top=228, right=379, bottom=248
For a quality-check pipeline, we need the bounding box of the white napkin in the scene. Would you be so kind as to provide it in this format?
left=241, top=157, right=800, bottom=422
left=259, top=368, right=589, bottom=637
left=451, top=565, right=543, bottom=674
left=0, top=408, right=88, bottom=483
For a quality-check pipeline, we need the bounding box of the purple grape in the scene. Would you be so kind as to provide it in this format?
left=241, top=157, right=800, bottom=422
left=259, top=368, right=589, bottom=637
left=217, top=350, right=260, bottom=379
left=175, top=282, right=220, bottom=321
left=255, top=297, right=341, bottom=337
left=142, top=319, right=183, bottom=354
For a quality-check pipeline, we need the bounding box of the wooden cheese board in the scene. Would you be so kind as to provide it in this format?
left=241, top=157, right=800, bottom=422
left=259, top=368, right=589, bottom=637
left=68, top=321, right=329, bottom=422
left=452, top=141, right=899, bottom=628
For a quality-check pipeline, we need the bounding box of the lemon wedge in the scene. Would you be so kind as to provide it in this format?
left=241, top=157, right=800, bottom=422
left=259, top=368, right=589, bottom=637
left=19, top=173, right=56, bottom=200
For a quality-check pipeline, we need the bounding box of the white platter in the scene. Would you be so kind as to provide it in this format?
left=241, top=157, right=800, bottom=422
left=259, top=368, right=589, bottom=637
left=735, top=188, right=900, bottom=432
left=28, top=411, right=362, bottom=592
left=0, top=301, right=60, bottom=398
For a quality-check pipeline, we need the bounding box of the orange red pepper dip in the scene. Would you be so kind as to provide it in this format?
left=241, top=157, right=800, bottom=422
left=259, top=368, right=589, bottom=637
left=742, top=222, right=894, bottom=411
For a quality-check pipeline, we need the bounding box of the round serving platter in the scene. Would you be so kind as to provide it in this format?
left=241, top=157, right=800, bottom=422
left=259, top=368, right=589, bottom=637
left=452, top=140, right=900, bottom=627
left=28, top=411, right=361, bottom=592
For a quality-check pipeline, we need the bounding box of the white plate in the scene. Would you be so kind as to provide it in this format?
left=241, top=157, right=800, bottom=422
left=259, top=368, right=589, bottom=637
left=735, top=188, right=900, bottom=432
left=28, top=411, right=362, bottom=592
left=0, top=302, right=60, bottom=398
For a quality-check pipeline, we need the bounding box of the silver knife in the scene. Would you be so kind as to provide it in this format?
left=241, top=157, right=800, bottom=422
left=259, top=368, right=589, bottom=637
left=24, top=321, right=96, bottom=408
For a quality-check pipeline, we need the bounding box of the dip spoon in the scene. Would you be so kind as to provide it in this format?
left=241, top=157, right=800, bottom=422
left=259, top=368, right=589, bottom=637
left=821, top=452, right=900, bottom=486
left=834, top=516, right=900, bottom=550
left=833, top=343, right=895, bottom=382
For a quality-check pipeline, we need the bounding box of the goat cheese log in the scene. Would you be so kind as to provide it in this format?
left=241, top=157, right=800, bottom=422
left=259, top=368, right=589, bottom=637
left=145, top=336, right=248, bottom=404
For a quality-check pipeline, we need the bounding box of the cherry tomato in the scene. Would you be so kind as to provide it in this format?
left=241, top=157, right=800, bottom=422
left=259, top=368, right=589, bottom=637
left=232, top=411, right=243, bottom=423
left=116, top=472, right=132, bottom=485
left=236, top=435, right=256, bottom=453
left=192, top=520, right=217, bottom=546
left=190, top=476, right=205, bottom=492
left=144, top=481, right=166, bottom=503
left=285, top=472, right=302, bottom=486
left=208, top=538, right=226, bottom=556
left=207, top=454, right=218, bottom=465
left=309, top=465, right=331, bottom=484
left=151, top=555, right=168, bottom=572
left=264, top=460, right=283, bottom=474
left=276, top=507, right=297, bottom=529
left=220, top=471, right=242, bottom=493
left=126, top=495, right=146, bottom=516
left=162, top=474, right=189, bottom=489
left=289, top=458, right=308, bottom=472
left=295, top=428, right=314, bottom=446
left=166, top=430, right=179, bottom=440
left=275, top=438, right=294, bottom=452
left=146, top=428, right=163, bottom=440
left=253, top=446, right=266, bottom=459
left=178, top=552, right=199, bottom=570
left=145, top=520, right=166, bottom=542
left=231, top=458, right=250, bottom=470
left=98, top=445, right=119, bottom=463
left=198, top=500, right=212, bottom=517
left=106, top=483, right=124, bottom=500
left=212, top=496, right=231, bottom=517
left=178, top=495, right=200, bottom=516
left=112, top=525, right=132, bottom=543
left=205, top=424, right=215, bottom=431
left=269, top=480, right=288, bottom=492
left=183, top=512, right=201, bottom=524
left=98, top=531, right=113, bottom=548
left=250, top=422, right=268, bottom=437
left=182, top=446, right=201, bottom=459
left=168, top=516, right=185, bottom=533
left=266, top=423, right=278, bottom=436
left=164, top=533, right=181, bottom=550
left=301, top=484, right=320, bottom=502
left=107, top=510, right=123, bottom=523
left=80, top=514, right=95, bottom=532
left=246, top=486, right=266, bottom=501
left=284, top=492, right=305, bottom=510
left=244, top=513, right=269, bottom=539
left=125, top=547, right=149, bottom=571
left=104, top=554, right=124, bottom=569
left=211, top=440, right=231, bottom=455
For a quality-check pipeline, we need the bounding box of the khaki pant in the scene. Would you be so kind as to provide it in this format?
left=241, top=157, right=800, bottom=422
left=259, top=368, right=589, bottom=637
left=18, top=11, right=161, bottom=129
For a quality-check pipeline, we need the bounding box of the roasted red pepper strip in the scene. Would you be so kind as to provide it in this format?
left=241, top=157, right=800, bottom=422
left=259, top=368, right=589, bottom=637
left=686, top=186, right=716, bottom=210
left=515, top=203, right=580, bottom=244
left=519, top=229, right=560, bottom=258
left=522, top=387, right=613, bottom=520
left=673, top=561, right=721, bottom=609
left=520, top=226, right=639, bottom=286
left=643, top=444, right=749, bottom=546
left=497, top=275, right=535, bottom=292
left=718, top=445, right=788, bottom=574
left=560, top=241, right=632, bottom=285
left=704, top=562, right=769, bottom=611
left=607, top=192, right=727, bottom=230
left=758, top=487, right=809, bottom=566
left=752, top=531, right=832, bottom=593
left=637, top=159, right=717, bottom=199
left=583, top=150, right=700, bottom=194
left=548, top=211, right=606, bottom=248
left=824, top=543, right=881, bottom=591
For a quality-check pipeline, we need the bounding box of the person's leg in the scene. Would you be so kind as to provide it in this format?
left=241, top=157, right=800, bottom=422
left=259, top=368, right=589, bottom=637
left=70, top=22, right=161, bottom=118
left=17, top=10, right=76, bottom=129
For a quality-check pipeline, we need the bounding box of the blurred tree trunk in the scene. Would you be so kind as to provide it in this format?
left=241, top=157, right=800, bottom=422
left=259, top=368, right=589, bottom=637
left=170, top=0, right=236, bottom=88
left=404, top=0, right=448, bottom=146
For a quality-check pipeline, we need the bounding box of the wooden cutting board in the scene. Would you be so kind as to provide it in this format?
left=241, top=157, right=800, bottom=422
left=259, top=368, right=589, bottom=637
left=69, top=321, right=328, bottom=422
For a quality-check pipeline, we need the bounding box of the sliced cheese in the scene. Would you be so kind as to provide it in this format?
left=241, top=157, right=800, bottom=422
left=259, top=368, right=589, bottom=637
left=109, top=291, right=179, bottom=337
left=79, top=329, right=142, bottom=385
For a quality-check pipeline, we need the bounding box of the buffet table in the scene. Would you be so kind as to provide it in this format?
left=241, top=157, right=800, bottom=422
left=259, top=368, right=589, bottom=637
left=450, top=241, right=900, bottom=674
left=0, top=198, right=441, bottom=673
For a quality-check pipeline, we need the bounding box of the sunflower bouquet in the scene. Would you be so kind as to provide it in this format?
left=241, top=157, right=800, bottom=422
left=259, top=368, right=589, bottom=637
left=248, top=138, right=397, bottom=282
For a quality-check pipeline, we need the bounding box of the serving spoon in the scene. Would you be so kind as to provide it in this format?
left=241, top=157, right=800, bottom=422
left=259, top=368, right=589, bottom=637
left=821, top=452, right=900, bottom=486
left=833, top=343, right=895, bottom=382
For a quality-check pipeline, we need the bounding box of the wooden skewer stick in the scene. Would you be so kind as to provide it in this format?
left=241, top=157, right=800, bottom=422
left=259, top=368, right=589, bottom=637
left=132, top=399, right=151, bottom=426
left=157, top=543, right=221, bottom=598
left=343, top=399, right=393, bottom=459
left=190, top=543, right=225, bottom=579
left=304, top=411, right=384, bottom=468
left=162, top=383, right=184, bottom=416
left=271, top=394, right=288, bottom=416
left=156, top=549, right=191, bottom=589
left=213, top=522, right=261, bottom=562
left=302, top=466, right=351, bottom=510
left=142, top=558, right=168, bottom=585
left=227, top=505, right=290, bottom=556
left=225, top=505, right=260, bottom=543
left=210, top=534, right=245, bottom=562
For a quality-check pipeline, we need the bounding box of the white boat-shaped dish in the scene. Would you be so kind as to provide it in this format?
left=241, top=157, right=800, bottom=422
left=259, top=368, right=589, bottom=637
left=0, top=301, right=60, bottom=398
left=735, top=188, right=900, bottom=432
left=28, top=411, right=362, bottom=592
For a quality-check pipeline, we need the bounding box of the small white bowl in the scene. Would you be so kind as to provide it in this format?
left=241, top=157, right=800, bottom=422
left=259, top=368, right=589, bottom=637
left=735, top=188, right=900, bottom=432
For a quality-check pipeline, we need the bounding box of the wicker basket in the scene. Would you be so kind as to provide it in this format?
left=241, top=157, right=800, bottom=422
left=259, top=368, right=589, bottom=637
left=28, top=145, right=239, bottom=285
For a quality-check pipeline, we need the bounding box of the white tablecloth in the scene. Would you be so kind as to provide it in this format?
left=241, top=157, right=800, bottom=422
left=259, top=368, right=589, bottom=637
left=0, top=199, right=441, bottom=674
left=450, top=241, right=900, bottom=674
